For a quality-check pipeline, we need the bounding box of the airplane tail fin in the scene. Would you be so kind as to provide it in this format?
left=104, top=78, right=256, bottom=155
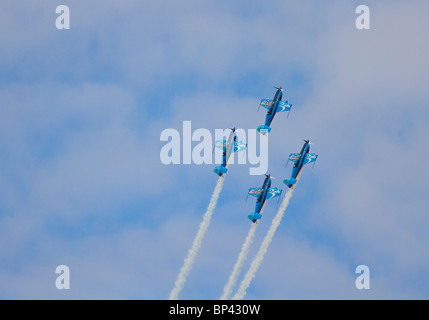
left=257, top=125, right=271, bottom=135
left=283, top=178, right=297, bottom=188
left=214, top=166, right=227, bottom=176
left=247, top=213, right=262, bottom=223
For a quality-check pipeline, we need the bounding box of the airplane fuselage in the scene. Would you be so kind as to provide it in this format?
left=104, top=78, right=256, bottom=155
left=291, top=140, right=310, bottom=180
left=265, top=88, right=283, bottom=127
left=214, top=128, right=246, bottom=176
left=255, top=175, right=271, bottom=214
left=222, top=129, right=237, bottom=167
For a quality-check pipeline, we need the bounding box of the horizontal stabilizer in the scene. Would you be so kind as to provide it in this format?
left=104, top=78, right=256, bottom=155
left=283, top=178, right=297, bottom=188
left=248, top=213, right=262, bottom=223
left=257, top=125, right=271, bottom=135
left=214, top=166, right=227, bottom=176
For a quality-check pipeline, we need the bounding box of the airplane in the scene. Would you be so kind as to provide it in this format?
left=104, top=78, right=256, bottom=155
left=283, top=139, right=318, bottom=188
left=213, top=128, right=246, bottom=176
left=247, top=174, right=282, bottom=223
left=257, top=87, right=292, bottom=135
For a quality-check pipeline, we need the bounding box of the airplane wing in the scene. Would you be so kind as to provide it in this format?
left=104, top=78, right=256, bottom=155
left=215, top=140, right=226, bottom=150
left=233, top=141, right=246, bottom=152
left=248, top=187, right=263, bottom=197
left=266, top=188, right=282, bottom=200
left=303, top=153, right=318, bottom=165
left=259, top=99, right=274, bottom=110
left=288, top=153, right=301, bottom=164
left=276, top=100, right=292, bottom=112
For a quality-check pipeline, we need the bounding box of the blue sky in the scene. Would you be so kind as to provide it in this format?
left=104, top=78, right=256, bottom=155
left=1, top=0, right=429, bottom=299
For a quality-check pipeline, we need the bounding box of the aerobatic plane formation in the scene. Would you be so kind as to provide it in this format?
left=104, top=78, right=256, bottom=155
left=170, top=86, right=318, bottom=301
left=212, top=86, right=317, bottom=223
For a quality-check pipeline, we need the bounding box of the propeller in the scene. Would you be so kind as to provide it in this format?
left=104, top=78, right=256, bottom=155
left=303, top=139, right=313, bottom=145
left=274, top=86, right=283, bottom=91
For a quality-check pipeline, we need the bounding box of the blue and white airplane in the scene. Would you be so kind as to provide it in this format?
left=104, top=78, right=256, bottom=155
left=247, top=174, right=282, bottom=223
left=257, top=87, right=292, bottom=135
left=283, top=139, right=318, bottom=188
left=213, top=128, right=246, bottom=176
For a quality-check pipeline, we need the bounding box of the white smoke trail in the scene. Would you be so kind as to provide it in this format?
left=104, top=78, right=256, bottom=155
left=220, top=222, right=258, bottom=300
left=232, top=187, right=295, bottom=300
left=169, top=176, right=226, bottom=300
